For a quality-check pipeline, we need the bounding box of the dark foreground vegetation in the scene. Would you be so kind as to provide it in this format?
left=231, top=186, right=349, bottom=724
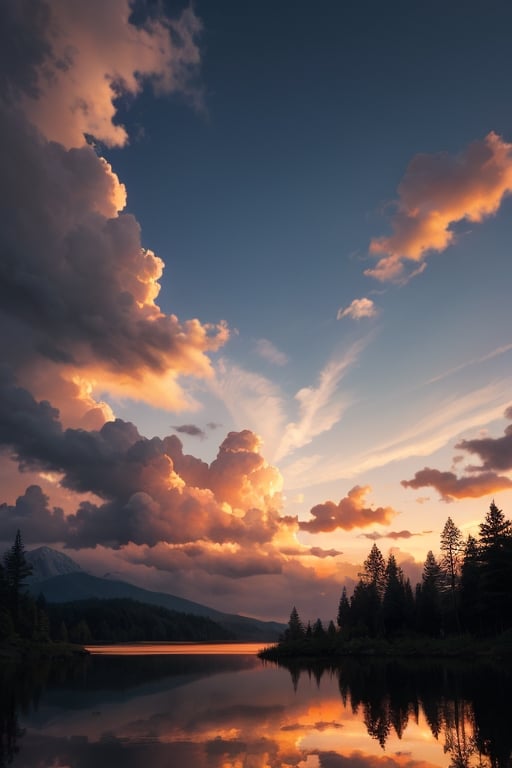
left=0, top=531, right=231, bottom=658
left=261, top=500, right=512, bottom=660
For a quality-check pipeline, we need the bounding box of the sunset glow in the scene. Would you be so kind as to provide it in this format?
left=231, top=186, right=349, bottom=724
left=1, top=0, right=512, bottom=624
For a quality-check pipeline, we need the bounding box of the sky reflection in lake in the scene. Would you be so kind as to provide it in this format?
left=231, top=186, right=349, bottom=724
left=7, top=650, right=511, bottom=768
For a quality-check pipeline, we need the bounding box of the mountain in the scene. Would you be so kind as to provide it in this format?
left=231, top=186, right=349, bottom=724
left=27, top=548, right=284, bottom=641
left=26, top=546, right=82, bottom=581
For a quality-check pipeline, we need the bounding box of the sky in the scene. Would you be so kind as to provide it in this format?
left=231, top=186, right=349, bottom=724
left=1, top=0, right=512, bottom=623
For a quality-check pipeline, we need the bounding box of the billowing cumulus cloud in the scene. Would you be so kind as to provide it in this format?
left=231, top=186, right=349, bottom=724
left=8, top=0, right=202, bottom=149
left=0, top=1, right=228, bottom=426
left=337, top=298, right=377, bottom=320
left=299, top=486, right=397, bottom=533
left=367, top=132, right=512, bottom=282
left=401, top=467, right=512, bottom=502
left=0, top=376, right=286, bottom=549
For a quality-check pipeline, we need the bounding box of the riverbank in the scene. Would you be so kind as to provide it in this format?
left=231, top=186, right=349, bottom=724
left=0, top=639, right=88, bottom=663
left=258, top=630, right=512, bottom=662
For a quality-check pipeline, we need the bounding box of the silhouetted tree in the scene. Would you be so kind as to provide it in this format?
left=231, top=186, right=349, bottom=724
left=337, top=586, right=351, bottom=634
left=284, top=606, right=305, bottom=644
left=478, top=500, right=512, bottom=633
left=417, top=551, right=442, bottom=636
left=3, top=530, right=32, bottom=631
left=382, top=555, right=407, bottom=637
left=440, top=516, right=462, bottom=631
left=363, top=543, right=387, bottom=599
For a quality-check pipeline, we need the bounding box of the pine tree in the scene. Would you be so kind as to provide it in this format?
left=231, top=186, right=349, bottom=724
left=363, top=543, right=387, bottom=598
left=3, top=530, right=32, bottom=627
left=440, top=517, right=463, bottom=631
left=337, top=586, right=351, bottom=632
left=478, top=501, right=512, bottom=633
left=284, top=606, right=305, bottom=644
left=417, top=551, right=442, bottom=636
left=382, top=554, right=407, bottom=637
left=459, top=535, right=482, bottom=634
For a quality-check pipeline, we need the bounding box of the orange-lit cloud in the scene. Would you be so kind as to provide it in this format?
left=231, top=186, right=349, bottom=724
left=367, top=132, right=512, bottom=282
left=401, top=467, right=512, bottom=501
left=13, top=0, right=202, bottom=149
left=299, top=485, right=397, bottom=533
left=337, top=298, right=377, bottom=320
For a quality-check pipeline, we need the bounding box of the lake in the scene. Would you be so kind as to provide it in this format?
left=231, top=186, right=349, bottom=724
left=2, top=643, right=510, bottom=768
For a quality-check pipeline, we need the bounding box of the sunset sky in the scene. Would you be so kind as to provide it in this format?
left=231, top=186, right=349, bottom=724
left=1, top=0, right=512, bottom=622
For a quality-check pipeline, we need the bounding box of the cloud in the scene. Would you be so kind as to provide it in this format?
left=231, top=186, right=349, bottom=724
left=12, top=0, right=202, bottom=149
left=367, top=132, right=512, bottom=282
left=255, top=339, right=288, bottom=366
left=401, top=467, right=512, bottom=502
left=275, top=342, right=367, bottom=462
left=0, top=375, right=288, bottom=549
left=299, top=486, right=397, bottom=533
left=309, top=547, right=343, bottom=558
left=401, top=406, right=512, bottom=501
left=172, top=424, right=206, bottom=439
left=337, top=298, right=377, bottom=321
left=360, top=530, right=424, bottom=541
left=455, top=405, right=512, bottom=470
left=0, top=485, right=67, bottom=543
left=0, top=0, right=216, bottom=428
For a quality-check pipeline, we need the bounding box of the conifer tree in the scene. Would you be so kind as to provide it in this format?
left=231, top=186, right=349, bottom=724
left=440, top=517, right=463, bottom=631
left=3, top=530, right=32, bottom=626
left=363, top=543, right=387, bottom=598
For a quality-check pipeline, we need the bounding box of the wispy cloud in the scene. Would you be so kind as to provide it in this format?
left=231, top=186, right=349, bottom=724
left=284, top=381, right=512, bottom=489
left=274, top=340, right=367, bottom=462
left=367, top=132, right=512, bottom=282
left=171, top=424, right=206, bottom=439
left=425, top=343, right=512, bottom=386
left=337, top=297, right=378, bottom=320
left=254, top=338, right=288, bottom=366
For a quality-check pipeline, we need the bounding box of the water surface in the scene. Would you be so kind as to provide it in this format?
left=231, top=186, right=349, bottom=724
left=2, top=646, right=510, bottom=768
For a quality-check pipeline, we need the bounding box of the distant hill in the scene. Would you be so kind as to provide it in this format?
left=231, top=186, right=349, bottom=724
left=27, top=548, right=284, bottom=641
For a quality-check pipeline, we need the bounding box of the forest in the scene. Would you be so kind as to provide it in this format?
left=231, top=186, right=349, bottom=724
left=0, top=531, right=231, bottom=647
left=264, top=500, right=512, bottom=657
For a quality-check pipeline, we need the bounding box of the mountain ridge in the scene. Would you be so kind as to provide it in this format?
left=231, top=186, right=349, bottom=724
left=27, top=548, right=284, bottom=641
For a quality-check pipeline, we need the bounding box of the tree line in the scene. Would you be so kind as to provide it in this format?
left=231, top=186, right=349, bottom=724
left=277, top=500, right=512, bottom=653
left=0, top=531, right=232, bottom=646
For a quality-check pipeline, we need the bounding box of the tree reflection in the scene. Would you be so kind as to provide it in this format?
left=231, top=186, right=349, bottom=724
left=275, top=657, right=512, bottom=768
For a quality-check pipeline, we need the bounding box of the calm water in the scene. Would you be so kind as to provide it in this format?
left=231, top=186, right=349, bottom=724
left=1, top=644, right=510, bottom=768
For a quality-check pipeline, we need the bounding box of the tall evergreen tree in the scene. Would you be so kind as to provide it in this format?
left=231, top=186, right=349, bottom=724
left=459, top=535, right=482, bottom=634
left=3, top=530, right=32, bottom=627
left=478, top=501, right=512, bottom=632
left=440, top=517, right=463, bottom=631
left=417, top=551, right=442, bottom=636
left=284, top=606, right=305, bottom=643
left=363, top=543, right=387, bottom=598
left=382, top=554, right=407, bottom=637
left=337, top=586, right=351, bottom=633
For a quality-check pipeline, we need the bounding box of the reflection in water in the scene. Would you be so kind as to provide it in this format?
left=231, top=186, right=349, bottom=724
left=2, top=647, right=511, bottom=768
